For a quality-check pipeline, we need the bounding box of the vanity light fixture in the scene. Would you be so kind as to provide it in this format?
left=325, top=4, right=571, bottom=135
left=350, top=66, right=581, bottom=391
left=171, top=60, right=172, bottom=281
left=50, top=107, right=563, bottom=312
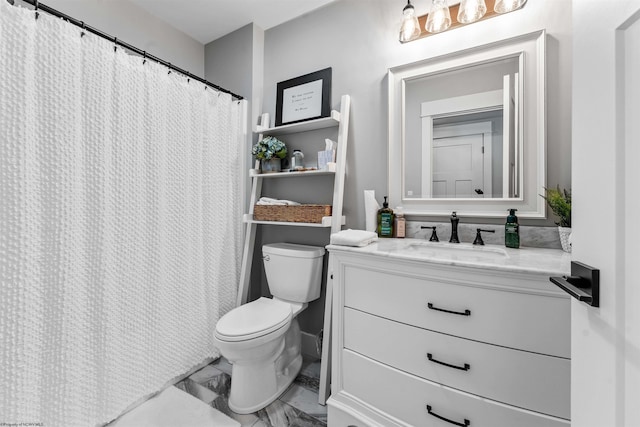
left=425, top=0, right=452, bottom=33
left=494, top=0, right=527, bottom=13
left=399, top=0, right=527, bottom=43
left=399, top=0, right=421, bottom=42
left=457, top=0, right=487, bottom=24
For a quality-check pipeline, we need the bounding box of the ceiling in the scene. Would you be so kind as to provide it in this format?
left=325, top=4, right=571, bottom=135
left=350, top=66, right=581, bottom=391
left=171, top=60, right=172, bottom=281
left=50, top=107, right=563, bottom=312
left=129, top=0, right=337, bottom=44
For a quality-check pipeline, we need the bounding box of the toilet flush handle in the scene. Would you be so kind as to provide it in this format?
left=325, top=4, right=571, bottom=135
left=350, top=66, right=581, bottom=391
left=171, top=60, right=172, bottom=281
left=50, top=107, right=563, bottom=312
left=262, top=255, right=270, bottom=261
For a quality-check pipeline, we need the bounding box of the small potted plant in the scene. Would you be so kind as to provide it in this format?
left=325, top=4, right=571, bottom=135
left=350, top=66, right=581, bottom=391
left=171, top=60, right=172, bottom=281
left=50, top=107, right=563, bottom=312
left=252, top=136, right=287, bottom=173
left=542, top=186, right=572, bottom=252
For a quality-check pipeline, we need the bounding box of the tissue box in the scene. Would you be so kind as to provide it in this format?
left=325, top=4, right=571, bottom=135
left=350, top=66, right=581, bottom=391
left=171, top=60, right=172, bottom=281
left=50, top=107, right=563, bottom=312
left=318, top=150, right=334, bottom=170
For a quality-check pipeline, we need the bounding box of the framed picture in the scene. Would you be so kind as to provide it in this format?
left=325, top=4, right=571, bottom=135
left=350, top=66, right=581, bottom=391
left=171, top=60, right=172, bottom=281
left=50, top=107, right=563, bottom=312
left=275, top=67, right=332, bottom=127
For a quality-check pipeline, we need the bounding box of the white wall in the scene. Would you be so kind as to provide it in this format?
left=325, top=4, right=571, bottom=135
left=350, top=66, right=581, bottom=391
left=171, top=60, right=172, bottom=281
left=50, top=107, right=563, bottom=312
left=263, top=0, right=572, bottom=227
left=23, top=0, right=204, bottom=76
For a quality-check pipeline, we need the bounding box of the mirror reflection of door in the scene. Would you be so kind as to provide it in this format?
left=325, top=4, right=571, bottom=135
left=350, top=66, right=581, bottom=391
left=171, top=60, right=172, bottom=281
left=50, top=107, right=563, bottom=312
left=403, top=55, right=521, bottom=200
left=431, top=122, right=493, bottom=198
left=420, top=93, right=506, bottom=199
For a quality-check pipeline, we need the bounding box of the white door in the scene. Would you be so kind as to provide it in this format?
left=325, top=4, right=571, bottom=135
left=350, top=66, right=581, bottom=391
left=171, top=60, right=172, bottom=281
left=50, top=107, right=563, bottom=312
left=572, top=2, right=640, bottom=426
left=432, top=134, right=485, bottom=198
left=424, top=121, right=494, bottom=198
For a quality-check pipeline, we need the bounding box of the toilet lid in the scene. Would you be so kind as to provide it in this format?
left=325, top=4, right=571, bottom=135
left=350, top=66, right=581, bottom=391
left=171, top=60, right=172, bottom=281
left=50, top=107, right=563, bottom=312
left=215, top=297, right=292, bottom=342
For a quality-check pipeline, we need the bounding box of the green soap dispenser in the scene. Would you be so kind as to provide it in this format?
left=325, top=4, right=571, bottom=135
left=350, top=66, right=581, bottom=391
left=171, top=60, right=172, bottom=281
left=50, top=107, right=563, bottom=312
left=505, top=209, right=520, bottom=248
left=377, top=196, right=394, bottom=238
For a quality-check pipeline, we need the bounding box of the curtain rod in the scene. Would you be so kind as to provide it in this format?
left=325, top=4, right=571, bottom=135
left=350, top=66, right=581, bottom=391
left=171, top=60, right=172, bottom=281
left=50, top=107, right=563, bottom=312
left=9, top=0, right=244, bottom=101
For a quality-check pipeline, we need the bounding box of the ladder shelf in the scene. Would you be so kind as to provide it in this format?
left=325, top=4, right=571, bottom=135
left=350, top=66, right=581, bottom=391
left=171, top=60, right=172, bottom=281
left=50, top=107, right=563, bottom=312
left=243, top=214, right=346, bottom=228
left=249, top=169, right=336, bottom=178
left=238, top=94, right=350, bottom=407
left=255, top=110, right=340, bottom=135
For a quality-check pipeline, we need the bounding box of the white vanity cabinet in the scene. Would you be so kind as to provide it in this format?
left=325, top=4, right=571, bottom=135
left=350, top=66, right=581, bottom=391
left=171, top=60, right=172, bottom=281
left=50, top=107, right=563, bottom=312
left=327, top=241, right=571, bottom=427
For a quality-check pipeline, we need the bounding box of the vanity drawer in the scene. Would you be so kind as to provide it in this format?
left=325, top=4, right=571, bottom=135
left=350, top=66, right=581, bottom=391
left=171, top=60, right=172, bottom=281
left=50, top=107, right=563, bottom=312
left=343, top=308, right=570, bottom=419
left=342, top=265, right=570, bottom=357
left=341, top=349, right=569, bottom=427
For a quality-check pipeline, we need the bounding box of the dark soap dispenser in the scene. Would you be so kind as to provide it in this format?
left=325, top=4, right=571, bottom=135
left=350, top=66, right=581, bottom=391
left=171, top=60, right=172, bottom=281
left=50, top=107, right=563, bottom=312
left=505, top=208, right=520, bottom=248
left=377, top=196, right=394, bottom=238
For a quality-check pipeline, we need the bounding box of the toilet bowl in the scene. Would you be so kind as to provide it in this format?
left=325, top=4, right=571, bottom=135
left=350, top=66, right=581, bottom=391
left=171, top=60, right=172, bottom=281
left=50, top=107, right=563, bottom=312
left=213, top=243, right=325, bottom=414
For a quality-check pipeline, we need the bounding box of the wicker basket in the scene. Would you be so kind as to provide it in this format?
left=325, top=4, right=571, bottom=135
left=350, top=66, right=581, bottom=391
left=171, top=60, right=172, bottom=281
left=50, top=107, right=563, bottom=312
left=253, top=204, right=332, bottom=223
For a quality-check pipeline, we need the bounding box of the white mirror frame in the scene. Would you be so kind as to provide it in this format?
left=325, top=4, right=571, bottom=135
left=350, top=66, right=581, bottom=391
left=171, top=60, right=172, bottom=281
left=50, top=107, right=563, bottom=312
left=388, top=30, right=546, bottom=218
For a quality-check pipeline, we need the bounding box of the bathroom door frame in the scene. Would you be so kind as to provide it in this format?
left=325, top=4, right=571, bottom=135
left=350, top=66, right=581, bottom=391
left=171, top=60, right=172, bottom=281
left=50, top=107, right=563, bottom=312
left=572, top=1, right=640, bottom=425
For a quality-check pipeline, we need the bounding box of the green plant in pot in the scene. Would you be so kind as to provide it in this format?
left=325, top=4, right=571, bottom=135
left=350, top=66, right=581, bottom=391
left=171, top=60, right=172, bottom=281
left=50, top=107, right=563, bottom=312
left=252, top=136, right=287, bottom=173
left=542, top=186, right=572, bottom=252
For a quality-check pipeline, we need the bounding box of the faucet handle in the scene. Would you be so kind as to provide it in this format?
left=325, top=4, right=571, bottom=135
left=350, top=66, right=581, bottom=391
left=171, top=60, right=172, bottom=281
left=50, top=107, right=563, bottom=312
left=473, top=228, right=496, bottom=246
left=421, top=226, right=439, bottom=242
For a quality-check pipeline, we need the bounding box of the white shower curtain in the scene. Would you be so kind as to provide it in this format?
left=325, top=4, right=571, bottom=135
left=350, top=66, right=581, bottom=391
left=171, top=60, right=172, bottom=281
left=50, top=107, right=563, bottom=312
left=0, top=2, right=244, bottom=426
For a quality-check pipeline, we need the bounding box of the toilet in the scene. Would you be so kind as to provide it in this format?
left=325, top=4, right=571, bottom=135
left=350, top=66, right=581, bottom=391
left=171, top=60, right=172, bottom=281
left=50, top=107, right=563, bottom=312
left=213, top=242, right=325, bottom=414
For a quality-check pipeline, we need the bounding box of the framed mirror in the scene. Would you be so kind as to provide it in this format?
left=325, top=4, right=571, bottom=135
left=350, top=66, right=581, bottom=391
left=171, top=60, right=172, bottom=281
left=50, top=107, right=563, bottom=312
left=388, top=30, right=546, bottom=218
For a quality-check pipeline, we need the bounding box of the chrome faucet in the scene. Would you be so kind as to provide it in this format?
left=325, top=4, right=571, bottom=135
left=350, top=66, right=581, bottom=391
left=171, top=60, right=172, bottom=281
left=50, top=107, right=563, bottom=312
left=449, top=211, right=460, bottom=243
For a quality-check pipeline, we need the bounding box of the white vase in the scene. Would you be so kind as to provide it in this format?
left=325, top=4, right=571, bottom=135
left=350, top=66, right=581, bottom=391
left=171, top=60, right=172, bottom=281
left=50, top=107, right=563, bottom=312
left=260, top=158, right=281, bottom=173
left=558, top=226, right=572, bottom=253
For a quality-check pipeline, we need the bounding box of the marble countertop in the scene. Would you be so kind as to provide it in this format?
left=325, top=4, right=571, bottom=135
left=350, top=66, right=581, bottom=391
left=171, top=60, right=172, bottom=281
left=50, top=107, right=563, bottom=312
left=327, top=238, right=571, bottom=276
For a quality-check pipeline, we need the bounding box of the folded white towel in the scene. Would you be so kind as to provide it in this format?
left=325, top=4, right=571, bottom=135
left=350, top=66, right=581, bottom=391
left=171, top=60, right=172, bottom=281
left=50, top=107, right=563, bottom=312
left=256, top=197, right=301, bottom=206
left=330, top=229, right=378, bottom=247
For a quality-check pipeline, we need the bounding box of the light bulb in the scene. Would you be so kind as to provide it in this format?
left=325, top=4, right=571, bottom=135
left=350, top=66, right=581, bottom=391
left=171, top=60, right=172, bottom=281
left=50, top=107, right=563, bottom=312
left=425, top=0, right=451, bottom=34
left=494, top=0, right=527, bottom=14
left=458, top=0, right=487, bottom=24
left=399, top=0, right=421, bottom=43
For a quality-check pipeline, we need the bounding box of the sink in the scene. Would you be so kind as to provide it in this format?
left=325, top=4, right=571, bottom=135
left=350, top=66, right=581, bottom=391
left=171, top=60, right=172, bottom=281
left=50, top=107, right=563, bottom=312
left=406, top=241, right=509, bottom=261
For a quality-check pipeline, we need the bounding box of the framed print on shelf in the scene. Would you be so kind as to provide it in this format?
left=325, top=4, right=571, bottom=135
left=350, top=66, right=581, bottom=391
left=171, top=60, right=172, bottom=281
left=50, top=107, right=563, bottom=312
left=275, top=67, right=332, bottom=127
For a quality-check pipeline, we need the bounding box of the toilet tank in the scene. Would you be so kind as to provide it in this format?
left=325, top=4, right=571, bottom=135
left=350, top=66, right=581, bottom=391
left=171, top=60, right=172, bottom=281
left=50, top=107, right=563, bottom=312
left=262, top=243, right=325, bottom=303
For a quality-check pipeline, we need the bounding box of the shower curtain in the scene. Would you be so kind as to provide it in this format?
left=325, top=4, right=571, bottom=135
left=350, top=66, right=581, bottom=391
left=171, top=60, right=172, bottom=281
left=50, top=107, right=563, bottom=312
left=0, top=2, right=245, bottom=426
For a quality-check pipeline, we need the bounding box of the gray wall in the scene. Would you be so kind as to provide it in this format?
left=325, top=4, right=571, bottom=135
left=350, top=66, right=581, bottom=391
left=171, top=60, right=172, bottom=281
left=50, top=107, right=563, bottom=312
left=253, top=0, right=572, bottom=333
left=205, top=24, right=254, bottom=100
left=263, top=0, right=572, bottom=228
left=36, top=0, right=204, bottom=76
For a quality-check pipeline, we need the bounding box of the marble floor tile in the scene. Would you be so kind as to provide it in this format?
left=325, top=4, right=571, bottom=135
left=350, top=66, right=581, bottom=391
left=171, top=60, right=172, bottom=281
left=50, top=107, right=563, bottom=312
left=202, top=369, right=233, bottom=396
left=256, top=399, right=325, bottom=427
left=188, top=363, right=226, bottom=385
left=175, top=377, right=218, bottom=405
left=294, top=373, right=320, bottom=392
left=279, top=383, right=327, bottom=423
left=108, top=356, right=326, bottom=427
left=212, top=356, right=234, bottom=375
left=211, top=392, right=261, bottom=427
left=299, top=359, right=321, bottom=379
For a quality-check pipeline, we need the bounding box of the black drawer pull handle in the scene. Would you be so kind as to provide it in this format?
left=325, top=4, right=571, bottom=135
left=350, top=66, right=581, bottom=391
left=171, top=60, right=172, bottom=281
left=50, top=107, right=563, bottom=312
left=427, top=302, right=471, bottom=316
left=427, top=353, right=470, bottom=371
left=426, top=405, right=470, bottom=426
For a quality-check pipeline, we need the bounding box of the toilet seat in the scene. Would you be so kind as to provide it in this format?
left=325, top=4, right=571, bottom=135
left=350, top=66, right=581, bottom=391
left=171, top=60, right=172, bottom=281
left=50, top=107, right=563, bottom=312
left=215, top=297, right=292, bottom=342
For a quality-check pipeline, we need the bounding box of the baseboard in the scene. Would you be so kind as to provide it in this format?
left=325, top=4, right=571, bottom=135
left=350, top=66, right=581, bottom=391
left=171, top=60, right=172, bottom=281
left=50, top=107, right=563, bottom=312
left=301, top=331, right=321, bottom=359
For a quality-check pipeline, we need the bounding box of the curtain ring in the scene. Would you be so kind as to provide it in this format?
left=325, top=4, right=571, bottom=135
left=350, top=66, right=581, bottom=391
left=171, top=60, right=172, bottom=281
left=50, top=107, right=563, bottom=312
left=34, top=0, right=39, bottom=20
left=167, top=63, right=172, bottom=75
left=113, top=37, right=117, bottom=52
left=80, top=21, right=86, bottom=38
left=142, top=51, right=146, bottom=65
